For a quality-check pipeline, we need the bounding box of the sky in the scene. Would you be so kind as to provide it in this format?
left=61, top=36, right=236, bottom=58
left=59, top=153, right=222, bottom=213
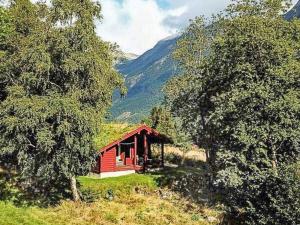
left=5, top=0, right=298, bottom=55
left=97, top=0, right=230, bottom=55
left=96, top=0, right=299, bottom=55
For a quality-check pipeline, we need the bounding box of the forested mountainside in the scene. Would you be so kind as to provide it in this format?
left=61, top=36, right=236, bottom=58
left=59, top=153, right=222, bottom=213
left=110, top=35, right=180, bottom=123
left=110, top=1, right=300, bottom=123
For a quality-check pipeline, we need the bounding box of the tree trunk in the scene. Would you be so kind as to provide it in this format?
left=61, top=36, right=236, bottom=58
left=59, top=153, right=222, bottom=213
left=181, top=154, right=185, bottom=166
left=205, top=148, right=209, bottom=163
left=271, top=148, right=278, bottom=175
left=70, top=176, right=80, bottom=201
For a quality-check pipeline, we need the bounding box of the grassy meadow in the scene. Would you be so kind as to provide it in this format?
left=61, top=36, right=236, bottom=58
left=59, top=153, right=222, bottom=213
left=0, top=167, right=221, bottom=225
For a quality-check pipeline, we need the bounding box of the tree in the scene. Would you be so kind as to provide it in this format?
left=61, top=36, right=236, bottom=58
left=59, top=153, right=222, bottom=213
left=0, top=6, right=12, bottom=47
left=143, top=106, right=193, bottom=165
left=0, top=0, right=124, bottom=202
left=0, top=6, right=13, bottom=101
left=144, top=106, right=176, bottom=138
left=165, top=0, right=300, bottom=223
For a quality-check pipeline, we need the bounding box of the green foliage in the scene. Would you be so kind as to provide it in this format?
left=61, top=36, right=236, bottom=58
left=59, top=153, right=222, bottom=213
left=0, top=0, right=123, bottom=201
left=0, top=6, right=13, bottom=100
left=143, top=106, right=176, bottom=139
left=165, top=0, right=300, bottom=224
left=143, top=106, right=192, bottom=148
left=0, top=6, right=12, bottom=46
left=219, top=163, right=300, bottom=225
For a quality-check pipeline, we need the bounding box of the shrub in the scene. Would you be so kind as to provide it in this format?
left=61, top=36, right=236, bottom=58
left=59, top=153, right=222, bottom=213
left=218, top=164, right=300, bottom=225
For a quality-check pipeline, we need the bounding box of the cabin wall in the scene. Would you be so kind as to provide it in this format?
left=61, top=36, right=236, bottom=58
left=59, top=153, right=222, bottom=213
left=96, top=127, right=168, bottom=174
left=100, top=146, right=117, bottom=172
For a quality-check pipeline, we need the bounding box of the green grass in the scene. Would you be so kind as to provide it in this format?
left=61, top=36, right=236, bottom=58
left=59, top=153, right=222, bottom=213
left=0, top=168, right=221, bottom=225
left=94, top=123, right=141, bottom=149
left=0, top=202, right=46, bottom=225
left=79, top=173, right=158, bottom=197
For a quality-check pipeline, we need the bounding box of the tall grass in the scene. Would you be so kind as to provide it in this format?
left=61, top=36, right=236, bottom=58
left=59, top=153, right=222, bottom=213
left=0, top=172, right=220, bottom=225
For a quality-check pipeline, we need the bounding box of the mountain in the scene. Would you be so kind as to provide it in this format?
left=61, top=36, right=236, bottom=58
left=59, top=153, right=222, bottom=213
left=114, top=51, right=139, bottom=64
left=110, top=34, right=180, bottom=123
left=110, top=1, right=300, bottom=123
left=285, top=0, right=300, bottom=20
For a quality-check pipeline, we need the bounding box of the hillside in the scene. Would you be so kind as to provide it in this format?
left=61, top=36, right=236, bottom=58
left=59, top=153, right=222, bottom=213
left=285, top=0, right=300, bottom=20
left=110, top=35, right=180, bottom=123
left=116, top=51, right=139, bottom=64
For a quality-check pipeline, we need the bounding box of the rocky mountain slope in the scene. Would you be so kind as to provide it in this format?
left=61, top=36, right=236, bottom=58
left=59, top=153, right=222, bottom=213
left=110, top=35, right=180, bottom=122
left=110, top=1, right=300, bottom=123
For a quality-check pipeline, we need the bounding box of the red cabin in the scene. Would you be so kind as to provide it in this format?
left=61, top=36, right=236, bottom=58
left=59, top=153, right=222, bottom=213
left=92, top=124, right=171, bottom=178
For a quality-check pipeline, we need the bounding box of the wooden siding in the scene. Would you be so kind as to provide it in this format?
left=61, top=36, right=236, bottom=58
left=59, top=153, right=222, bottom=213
left=95, top=125, right=170, bottom=174
left=100, top=147, right=116, bottom=172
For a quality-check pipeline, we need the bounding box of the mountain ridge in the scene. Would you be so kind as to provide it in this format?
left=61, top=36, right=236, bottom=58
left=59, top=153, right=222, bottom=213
left=110, top=35, right=180, bottom=122
left=110, top=1, right=300, bottom=123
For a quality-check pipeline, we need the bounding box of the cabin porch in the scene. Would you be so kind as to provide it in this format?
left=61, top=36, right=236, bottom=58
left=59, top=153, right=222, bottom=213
left=93, top=125, right=170, bottom=176
left=113, top=129, right=166, bottom=172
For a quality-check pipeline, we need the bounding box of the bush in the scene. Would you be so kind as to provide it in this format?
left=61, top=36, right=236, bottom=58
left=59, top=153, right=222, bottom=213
left=164, top=152, right=182, bottom=165
left=219, top=164, right=300, bottom=225
left=80, top=188, right=100, bottom=203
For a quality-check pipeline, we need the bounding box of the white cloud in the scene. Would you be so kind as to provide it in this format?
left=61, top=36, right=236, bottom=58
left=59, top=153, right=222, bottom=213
left=163, top=0, right=231, bottom=29
left=25, top=0, right=300, bottom=55
left=97, top=0, right=299, bottom=55
left=96, top=0, right=186, bottom=55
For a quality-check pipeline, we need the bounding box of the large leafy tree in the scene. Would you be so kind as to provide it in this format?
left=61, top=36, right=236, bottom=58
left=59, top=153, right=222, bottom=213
left=143, top=106, right=192, bottom=148
left=0, top=6, right=12, bottom=101
left=0, top=0, right=123, bottom=201
left=166, top=0, right=300, bottom=223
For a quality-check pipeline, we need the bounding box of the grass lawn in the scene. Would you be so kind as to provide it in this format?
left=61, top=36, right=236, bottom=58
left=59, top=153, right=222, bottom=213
left=0, top=168, right=221, bottom=225
left=78, top=173, right=158, bottom=197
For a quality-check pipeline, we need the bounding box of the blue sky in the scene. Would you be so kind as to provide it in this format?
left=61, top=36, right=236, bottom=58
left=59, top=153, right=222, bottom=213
left=97, top=0, right=299, bottom=55
left=97, top=0, right=230, bottom=55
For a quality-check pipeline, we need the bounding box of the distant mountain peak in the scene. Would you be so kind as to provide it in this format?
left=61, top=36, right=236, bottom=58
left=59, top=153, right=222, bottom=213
left=124, top=52, right=139, bottom=60
left=115, top=50, right=139, bottom=64
left=161, top=33, right=181, bottom=41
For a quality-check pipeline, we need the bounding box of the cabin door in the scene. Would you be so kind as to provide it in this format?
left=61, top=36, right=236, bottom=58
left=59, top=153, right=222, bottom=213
left=124, top=145, right=134, bottom=166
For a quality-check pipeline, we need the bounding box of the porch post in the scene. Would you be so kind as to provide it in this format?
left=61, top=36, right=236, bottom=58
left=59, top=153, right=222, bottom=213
left=143, top=133, right=148, bottom=171
left=161, top=142, right=165, bottom=168
left=148, top=143, right=151, bottom=159
left=134, top=135, right=137, bottom=168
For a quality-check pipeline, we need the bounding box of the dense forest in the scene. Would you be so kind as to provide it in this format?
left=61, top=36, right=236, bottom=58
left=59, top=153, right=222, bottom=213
left=0, top=0, right=299, bottom=225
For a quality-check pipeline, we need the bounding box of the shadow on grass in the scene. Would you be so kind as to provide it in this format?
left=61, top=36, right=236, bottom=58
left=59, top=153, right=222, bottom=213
left=0, top=169, right=71, bottom=208
left=148, top=161, right=215, bottom=206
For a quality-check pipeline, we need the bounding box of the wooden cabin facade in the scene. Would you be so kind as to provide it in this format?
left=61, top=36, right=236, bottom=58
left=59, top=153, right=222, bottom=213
left=93, top=125, right=170, bottom=178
